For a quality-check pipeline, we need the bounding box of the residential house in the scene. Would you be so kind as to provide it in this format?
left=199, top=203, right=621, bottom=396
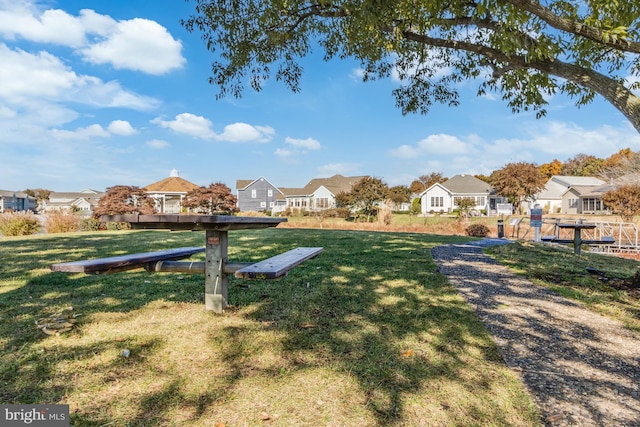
left=535, top=175, right=606, bottom=214
left=560, top=185, right=613, bottom=214
left=420, top=174, right=493, bottom=215
left=144, top=169, right=200, bottom=214
left=42, top=189, right=103, bottom=215
left=282, top=174, right=366, bottom=212
left=235, top=177, right=284, bottom=212
left=0, top=190, right=37, bottom=213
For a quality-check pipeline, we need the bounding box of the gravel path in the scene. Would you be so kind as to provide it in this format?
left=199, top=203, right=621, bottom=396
left=431, top=239, right=640, bottom=427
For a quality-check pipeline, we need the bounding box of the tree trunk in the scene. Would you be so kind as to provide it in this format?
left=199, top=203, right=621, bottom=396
left=539, top=60, right=640, bottom=133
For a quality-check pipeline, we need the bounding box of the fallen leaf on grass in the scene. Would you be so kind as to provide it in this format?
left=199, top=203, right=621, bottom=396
left=401, top=349, right=413, bottom=358
left=35, top=307, right=80, bottom=335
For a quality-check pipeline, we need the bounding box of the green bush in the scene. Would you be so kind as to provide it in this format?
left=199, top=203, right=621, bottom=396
left=105, top=221, right=131, bottom=231
left=0, top=212, right=41, bottom=236
left=465, top=223, right=491, bottom=238
left=80, top=217, right=101, bottom=231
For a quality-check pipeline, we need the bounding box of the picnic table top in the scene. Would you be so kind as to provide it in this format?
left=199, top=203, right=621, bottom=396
left=100, top=214, right=287, bottom=231
left=556, top=223, right=597, bottom=229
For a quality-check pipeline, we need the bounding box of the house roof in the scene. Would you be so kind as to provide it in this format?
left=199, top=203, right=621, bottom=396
left=537, top=175, right=606, bottom=199
left=439, top=174, right=492, bottom=194
left=235, top=177, right=283, bottom=193
left=236, top=179, right=253, bottom=189
left=275, top=175, right=365, bottom=197
left=302, top=174, right=366, bottom=196
left=562, top=185, right=607, bottom=198
left=144, top=172, right=200, bottom=194
left=550, top=175, right=606, bottom=186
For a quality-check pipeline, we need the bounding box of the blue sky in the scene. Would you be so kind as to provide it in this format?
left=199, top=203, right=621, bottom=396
left=2, top=0, right=640, bottom=192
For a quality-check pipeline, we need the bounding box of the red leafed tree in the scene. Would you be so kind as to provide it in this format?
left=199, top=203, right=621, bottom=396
left=93, top=186, right=157, bottom=217
left=182, top=182, right=239, bottom=214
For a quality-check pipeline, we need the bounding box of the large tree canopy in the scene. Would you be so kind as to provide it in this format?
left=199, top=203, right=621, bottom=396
left=183, top=0, right=640, bottom=131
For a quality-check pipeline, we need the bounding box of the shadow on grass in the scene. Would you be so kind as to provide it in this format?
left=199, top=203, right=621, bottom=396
left=0, top=229, right=535, bottom=426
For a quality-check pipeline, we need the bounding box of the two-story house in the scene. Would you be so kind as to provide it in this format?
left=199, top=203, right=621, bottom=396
left=0, top=190, right=37, bottom=213
left=235, top=177, right=284, bottom=212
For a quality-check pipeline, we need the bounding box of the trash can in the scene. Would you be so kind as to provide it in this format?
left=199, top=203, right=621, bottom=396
left=497, top=219, right=504, bottom=238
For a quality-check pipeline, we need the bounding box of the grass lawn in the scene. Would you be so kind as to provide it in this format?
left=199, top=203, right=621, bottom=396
left=2, top=228, right=545, bottom=426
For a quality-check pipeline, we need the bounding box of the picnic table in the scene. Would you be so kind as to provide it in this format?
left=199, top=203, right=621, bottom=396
left=51, top=214, right=323, bottom=313
left=541, top=222, right=613, bottom=255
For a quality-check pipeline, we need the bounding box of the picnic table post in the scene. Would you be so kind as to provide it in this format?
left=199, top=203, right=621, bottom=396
left=573, top=228, right=583, bottom=255
left=205, top=230, right=228, bottom=313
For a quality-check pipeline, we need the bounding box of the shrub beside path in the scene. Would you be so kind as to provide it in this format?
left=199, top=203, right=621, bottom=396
left=432, top=239, right=640, bottom=427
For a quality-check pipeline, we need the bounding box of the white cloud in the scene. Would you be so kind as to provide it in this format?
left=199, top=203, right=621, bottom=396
left=497, top=121, right=640, bottom=159
left=108, top=120, right=137, bottom=136
left=285, top=136, right=321, bottom=150
left=152, top=113, right=216, bottom=139
left=146, top=139, right=169, bottom=149
left=0, top=2, right=185, bottom=75
left=152, top=113, right=275, bottom=143
left=0, top=44, right=160, bottom=110
left=389, top=134, right=479, bottom=158
left=80, top=17, right=185, bottom=75
left=218, top=123, right=275, bottom=143
left=626, top=74, right=640, bottom=95
left=349, top=68, right=365, bottom=81
left=51, top=124, right=109, bottom=140
left=0, top=1, right=86, bottom=46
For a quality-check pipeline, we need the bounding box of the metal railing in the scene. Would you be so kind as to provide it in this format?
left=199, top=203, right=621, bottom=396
left=540, top=218, right=639, bottom=253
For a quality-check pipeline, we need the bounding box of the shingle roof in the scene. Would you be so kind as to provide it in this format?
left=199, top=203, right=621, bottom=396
left=144, top=176, right=200, bottom=193
left=537, top=175, right=606, bottom=199
left=440, top=174, right=492, bottom=194
left=302, top=174, right=367, bottom=195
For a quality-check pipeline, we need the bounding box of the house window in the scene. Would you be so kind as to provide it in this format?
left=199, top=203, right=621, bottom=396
left=251, top=189, right=257, bottom=198
left=260, top=202, right=266, bottom=208
left=476, top=197, right=485, bottom=206
left=316, top=198, right=329, bottom=209
left=267, top=189, right=273, bottom=197
left=582, top=198, right=601, bottom=212
left=431, top=197, right=443, bottom=207
left=569, top=198, right=578, bottom=209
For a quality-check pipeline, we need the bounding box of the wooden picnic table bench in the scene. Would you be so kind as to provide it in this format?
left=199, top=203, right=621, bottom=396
left=541, top=222, right=615, bottom=255
left=50, top=214, right=323, bottom=313
left=51, top=247, right=205, bottom=275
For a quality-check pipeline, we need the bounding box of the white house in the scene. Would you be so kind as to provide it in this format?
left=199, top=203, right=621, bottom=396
left=43, top=189, right=104, bottom=215
left=281, top=174, right=366, bottom=212
left=535, top=175, right=606, bottom=214
left=420, top=174, right=493, bottom=215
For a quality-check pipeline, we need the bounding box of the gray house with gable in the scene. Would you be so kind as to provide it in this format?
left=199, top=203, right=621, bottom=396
left=235, top=177, right=284, bottom=212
